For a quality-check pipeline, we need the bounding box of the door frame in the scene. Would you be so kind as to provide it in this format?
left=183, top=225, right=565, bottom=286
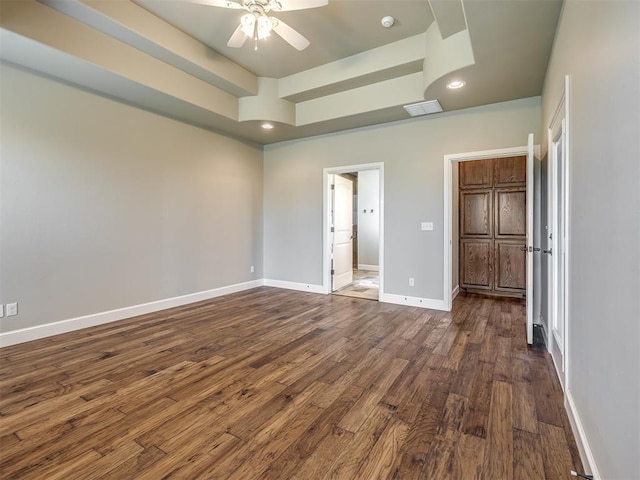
left=323, top=163, right=384, bottom=298
left=443, top=143, right=540, bottom=314
left=547, top=75, right=571, bottom=388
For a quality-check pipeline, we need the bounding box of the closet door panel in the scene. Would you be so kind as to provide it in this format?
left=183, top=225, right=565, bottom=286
left=494, top=156, right=526, bottom=186
left=495, top=188, right=526, bottom=238
left=495, top=241, right=527, bottom=292
left=460, top=160, right=493, bottom=189
left=460, top=239, right=493, bottom=290
left=461, top=189, right=492, bottom=237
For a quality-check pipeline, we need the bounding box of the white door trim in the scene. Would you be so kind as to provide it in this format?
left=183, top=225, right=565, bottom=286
left=547, top=74, right=571, bottom=388
left=443, top=144, right=540, bottom=312
left=526, top=134, right=535, bottom=344
left=323, top=163, right=384, bottom=299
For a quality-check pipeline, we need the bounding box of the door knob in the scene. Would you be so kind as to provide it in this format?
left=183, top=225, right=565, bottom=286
left=543, top=249, right=553, bottom=255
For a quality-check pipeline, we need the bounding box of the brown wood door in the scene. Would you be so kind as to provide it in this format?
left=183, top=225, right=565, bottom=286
left=459, top=157, right=527, bottom=298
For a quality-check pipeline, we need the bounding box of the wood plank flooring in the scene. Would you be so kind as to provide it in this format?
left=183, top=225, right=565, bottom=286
left=0, top=288, right=583, bottom=479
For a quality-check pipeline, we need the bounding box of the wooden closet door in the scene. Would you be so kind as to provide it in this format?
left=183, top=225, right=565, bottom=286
left=459, top=156, right=527, bottom=298
left=494, top=185, right=526, bottom=293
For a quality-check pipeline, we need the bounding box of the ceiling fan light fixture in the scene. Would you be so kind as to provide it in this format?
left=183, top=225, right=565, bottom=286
left=241, top=13, right=258, bottom=37
left=257, top=15, right=273, bottom=39
left=261, top=122, right=274, bottom=129
left=207, top=0, right=321, bottom=50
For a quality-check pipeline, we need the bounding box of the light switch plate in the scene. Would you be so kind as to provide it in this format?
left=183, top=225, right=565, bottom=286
left=421, top=222, right=434, bottom=231
left=0, top=304, right=4, bottom=318
left=6, top=303, right=17, bottom=316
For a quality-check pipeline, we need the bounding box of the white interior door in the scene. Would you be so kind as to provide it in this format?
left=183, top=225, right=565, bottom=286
left=331, top=174, right=353, bottom=290
left=526, top=133, right=535, bottom=344
left=549, top=118, right=567, bottom=382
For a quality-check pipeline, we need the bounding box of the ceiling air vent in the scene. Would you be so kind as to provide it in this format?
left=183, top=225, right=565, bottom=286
left=403, top=100, right=443, bottom=117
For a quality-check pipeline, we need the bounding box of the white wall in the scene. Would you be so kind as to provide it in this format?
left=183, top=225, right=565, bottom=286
left=357, top=170, right=379, bottom=269
left=0, top=63, right=264, bottom=335
left=541, top=1, right=640, bottom=477
left=264, top=97, right=541, bottom=300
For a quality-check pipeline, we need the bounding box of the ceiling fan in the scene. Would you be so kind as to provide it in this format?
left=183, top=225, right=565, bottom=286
left=187, top=0, right=328, bottom=51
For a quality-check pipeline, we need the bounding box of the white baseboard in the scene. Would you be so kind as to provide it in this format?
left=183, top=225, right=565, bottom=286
left=566, top=389, right=601, bottom=479
left=357, top=264, right=379, bottom=272
left=263, top=279, right=325, bottom=295
left=452, top=285, right=460, bottom=300
left=381, top=293, right=447, bottom=311
left=0, top=279, right=263, bottom=348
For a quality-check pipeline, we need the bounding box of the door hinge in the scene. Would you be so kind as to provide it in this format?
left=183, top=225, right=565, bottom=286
left=330, top=184, right=335, bottom=190
left=330, top=227, right=335, bottom=233
left=331, top=269, right=335, bottom=275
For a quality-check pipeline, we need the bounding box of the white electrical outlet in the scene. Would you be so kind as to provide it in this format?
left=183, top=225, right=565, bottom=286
left=409, top=277, right=415, bottom=287
left=6, top=303, right=18, bottom=316
left=250, top=266, right=255, bottom=273
left=0, top=304, right=4, bottom=318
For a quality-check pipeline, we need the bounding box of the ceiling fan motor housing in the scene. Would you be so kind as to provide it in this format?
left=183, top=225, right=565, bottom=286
left=244, top=0, right=283, bottom=13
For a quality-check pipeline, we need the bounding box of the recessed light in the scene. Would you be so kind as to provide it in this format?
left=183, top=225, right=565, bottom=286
left=447, top=80, right=466, bottom=90
left=261, top=123, right=274, bottom=130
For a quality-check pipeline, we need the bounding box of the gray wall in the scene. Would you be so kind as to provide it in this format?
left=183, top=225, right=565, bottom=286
left=0, top=63, right=264, bottom=333
left=541, top=1, right=639, bottom=477
left=264, top=97, right=541, bottom=299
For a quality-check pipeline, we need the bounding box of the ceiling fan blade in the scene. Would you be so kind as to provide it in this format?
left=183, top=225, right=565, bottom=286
left=272, top=18, right=310, bottom=50
left=274, top=0, right=328, bottom=11
left=184, top=0, right=244, bottom=9
left=227, top=24, right=249, bottom=48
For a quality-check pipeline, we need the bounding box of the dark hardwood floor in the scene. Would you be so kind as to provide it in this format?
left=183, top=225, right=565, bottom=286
left=0, top=288, right=582, bottom=479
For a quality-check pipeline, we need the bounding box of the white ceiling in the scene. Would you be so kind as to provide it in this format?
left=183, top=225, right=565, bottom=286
left=0, top=0, right=562, bottom=144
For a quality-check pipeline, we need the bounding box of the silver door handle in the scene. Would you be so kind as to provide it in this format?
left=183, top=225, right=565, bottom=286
left=543, top=249, right=552, bottom=255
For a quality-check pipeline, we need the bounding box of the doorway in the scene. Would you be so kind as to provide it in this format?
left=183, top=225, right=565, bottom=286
left=444, top=138, right=539, bottom=343
left=457, top=156, right=528, bottom=298
left=323, top=163, right=384, bottom=301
